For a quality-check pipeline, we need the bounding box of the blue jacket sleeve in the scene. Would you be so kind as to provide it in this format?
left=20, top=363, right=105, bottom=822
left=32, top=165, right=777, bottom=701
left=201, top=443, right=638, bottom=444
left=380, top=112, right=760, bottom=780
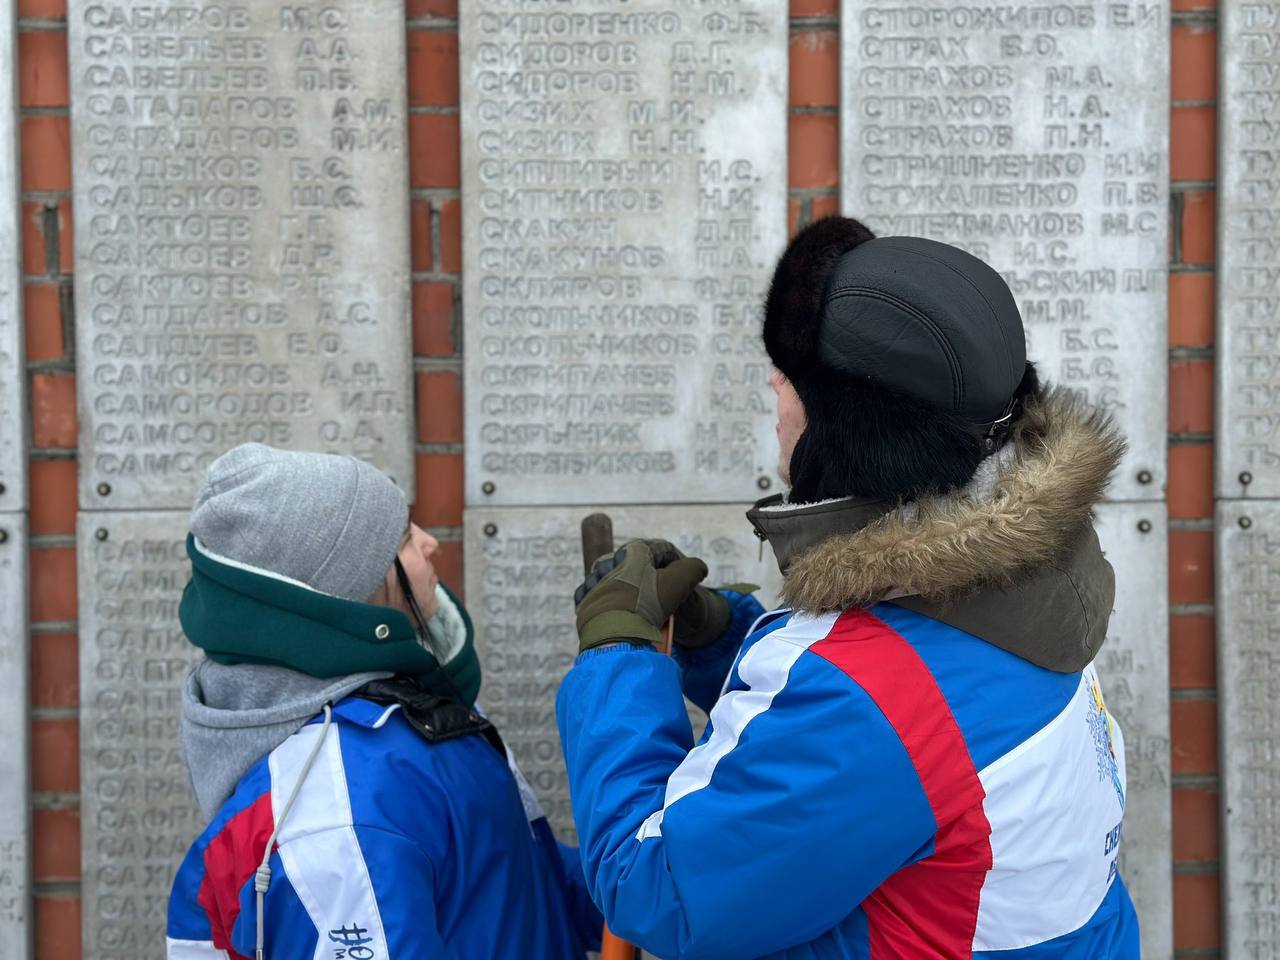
left=671, top=590, right=765, bottom=713
left=557, top=640, right=935, bottom=960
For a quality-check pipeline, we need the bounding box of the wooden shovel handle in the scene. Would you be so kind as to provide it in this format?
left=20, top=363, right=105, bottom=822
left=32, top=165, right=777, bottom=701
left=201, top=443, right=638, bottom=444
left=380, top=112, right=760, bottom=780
left=580, top=513, right=643, bottom=960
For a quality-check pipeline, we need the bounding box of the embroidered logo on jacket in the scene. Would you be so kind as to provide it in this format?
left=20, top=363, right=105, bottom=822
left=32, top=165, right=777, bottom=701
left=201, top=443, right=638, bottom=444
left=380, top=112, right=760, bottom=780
left=1086, top=678, right=1125, bottom=809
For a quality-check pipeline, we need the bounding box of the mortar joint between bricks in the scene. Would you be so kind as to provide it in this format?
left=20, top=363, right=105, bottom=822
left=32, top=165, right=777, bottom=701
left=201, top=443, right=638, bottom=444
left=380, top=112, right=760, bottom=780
left=406, top=17, right=459, bottom=29
left=407, top=106, right=461, bottom=116
left=18, top=106, right=71, bottom=118
left=15, top=17, right=66, bottom=29
left=415, top=442, right=464, bottom=455
left=789, top=16, right=839, bottom=28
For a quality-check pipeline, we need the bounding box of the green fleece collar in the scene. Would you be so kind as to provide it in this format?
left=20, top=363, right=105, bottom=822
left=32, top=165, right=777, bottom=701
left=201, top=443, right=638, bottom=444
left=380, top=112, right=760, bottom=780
left=179, top=535, right=481, bottom=704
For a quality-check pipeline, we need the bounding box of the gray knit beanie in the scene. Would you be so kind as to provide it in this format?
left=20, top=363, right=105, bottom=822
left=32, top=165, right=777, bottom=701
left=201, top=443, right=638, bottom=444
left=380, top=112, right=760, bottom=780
left=190, top=444, right=409, bottom=603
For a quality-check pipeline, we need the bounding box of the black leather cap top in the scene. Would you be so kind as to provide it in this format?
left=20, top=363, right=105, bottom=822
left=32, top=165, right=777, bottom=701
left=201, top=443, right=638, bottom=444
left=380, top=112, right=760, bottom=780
left=818, top=237, right=1026, bottom=425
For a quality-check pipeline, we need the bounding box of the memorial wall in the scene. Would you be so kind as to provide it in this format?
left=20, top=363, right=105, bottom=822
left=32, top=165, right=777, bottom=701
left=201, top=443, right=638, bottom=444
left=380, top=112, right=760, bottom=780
left=65, top=2, right=415, bottom=955
left=1, top=1, right=1237, bottom=954
left=70, top=0, right=415, bottom=510
left=1, top=0, right=30, bottom=955
left=1218, top=3, right=1280, bottom=955
left=458, top=0, right=790, bottom=845
left=838, top=3, right=1176, bottom=953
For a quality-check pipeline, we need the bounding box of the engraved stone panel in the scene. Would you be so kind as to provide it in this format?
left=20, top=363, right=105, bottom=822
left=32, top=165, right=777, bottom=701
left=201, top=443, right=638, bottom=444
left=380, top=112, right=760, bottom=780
left=1218, top=2, right=1280, bottom=498
left=460, top=2, right=788, bottom=506
left=465, top=505, right=783, bottom=840
left=0, top=0, right=24, bottom=512
left=69, top=2, right=414, bottom=510
left=1219, top=500, right=1280, bottom=959
left=78, top=512, right=198, bottom=960
left=1094, top=502, right=1171, bottom=960
left=0, top=515, right=30, bottom=959
left=841, top=1, right=1169, bottom=501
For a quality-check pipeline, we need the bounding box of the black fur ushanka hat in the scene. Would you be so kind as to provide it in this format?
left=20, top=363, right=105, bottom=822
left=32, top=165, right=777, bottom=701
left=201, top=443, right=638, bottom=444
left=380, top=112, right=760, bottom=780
left=762, top=217, right=1037, bottom=504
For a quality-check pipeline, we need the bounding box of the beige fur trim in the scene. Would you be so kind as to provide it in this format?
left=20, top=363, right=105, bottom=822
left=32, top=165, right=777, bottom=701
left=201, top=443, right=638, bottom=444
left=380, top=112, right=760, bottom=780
left=781, top=388, right=1126, bottom=613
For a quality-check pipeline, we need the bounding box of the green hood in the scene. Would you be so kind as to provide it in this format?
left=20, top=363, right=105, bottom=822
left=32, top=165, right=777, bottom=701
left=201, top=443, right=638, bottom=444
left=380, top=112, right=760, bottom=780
left=179, top=535, right=481, bottom=704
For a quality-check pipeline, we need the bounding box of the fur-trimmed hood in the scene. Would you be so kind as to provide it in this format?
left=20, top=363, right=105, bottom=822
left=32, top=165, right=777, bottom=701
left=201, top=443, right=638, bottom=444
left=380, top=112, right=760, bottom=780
left=747, top=388, right=1126, bottom=672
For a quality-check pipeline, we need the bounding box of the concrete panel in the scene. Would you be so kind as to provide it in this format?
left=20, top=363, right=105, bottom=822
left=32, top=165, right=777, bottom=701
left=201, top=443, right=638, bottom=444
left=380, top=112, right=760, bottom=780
left=841, top=1, right=1169, bottom=501
left=0, top=515, right=30, bottom=960
left=1218, top=499, right=1280, bottom=959
left=1217, top=2, right=1280, bottom=498
left=78, top=512, right=197, bottom=960
left=68, top=1, right=414, bottom=510
left=0, top=0, right=24, bottom=512
left=1094, top=502, right=1171, bottom=960
left=460, top=2, right=789, bottom=505
left=464, top=505, right=783, bottom=840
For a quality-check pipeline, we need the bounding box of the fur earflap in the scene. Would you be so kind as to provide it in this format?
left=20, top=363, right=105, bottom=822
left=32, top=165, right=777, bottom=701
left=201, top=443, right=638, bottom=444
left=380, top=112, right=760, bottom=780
left=763, top=216, right=875, bottom=377
left=788, top=363, right=1041, bottom=503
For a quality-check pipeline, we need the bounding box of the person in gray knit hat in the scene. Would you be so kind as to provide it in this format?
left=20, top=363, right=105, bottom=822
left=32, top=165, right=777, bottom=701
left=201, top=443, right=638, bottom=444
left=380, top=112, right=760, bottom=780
left=166, top=444, right=602, bottom=960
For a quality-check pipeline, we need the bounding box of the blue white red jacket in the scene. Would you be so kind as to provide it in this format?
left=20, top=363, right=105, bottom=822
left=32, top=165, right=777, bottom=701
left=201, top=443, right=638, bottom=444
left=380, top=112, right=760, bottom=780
left=556, top=392, right=1141, bottom=959
left=167, top=695, right=601, bottom=959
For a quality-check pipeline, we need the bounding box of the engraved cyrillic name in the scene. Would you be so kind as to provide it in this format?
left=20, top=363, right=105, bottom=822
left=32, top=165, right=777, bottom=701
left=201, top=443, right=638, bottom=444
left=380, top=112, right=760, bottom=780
left=1220, top=501, right=1280, bottom=959
left=460, top=2, right=788, bottom=505
left=0, top=516, right=30, bottom=959
left=69, top=2, right=414, bottom=509
left=465, top=506, right=783, bottom=840
left=1093, top=503, right=1171, bottom=955
left=1219, top=2, right=1280, bottom=498
left=78, top=513, right=199, bottom=960
left=841, top=0, right=1169, bottom=501
left=0, top=0, right=24, bottom=513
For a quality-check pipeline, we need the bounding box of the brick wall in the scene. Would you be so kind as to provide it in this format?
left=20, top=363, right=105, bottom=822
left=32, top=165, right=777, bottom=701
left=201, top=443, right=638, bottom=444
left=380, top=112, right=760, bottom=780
left=17, top=1, right=1221, bottom=955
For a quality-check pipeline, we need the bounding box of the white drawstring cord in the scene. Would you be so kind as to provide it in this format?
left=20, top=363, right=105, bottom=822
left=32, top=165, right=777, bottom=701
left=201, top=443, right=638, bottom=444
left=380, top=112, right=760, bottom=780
left=255, top=703, right=333, bottom=960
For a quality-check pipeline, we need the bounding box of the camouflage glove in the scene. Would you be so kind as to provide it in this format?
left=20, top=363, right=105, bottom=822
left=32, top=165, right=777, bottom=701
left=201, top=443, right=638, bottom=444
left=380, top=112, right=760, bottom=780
left=574, top=540, right=709, bottom=652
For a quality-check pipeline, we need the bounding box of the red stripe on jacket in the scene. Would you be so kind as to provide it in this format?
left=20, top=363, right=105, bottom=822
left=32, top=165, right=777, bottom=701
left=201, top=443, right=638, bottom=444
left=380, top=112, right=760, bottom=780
left=196, top=791, right=275, bottom=960
left=811, top=608, right=993, bottom=958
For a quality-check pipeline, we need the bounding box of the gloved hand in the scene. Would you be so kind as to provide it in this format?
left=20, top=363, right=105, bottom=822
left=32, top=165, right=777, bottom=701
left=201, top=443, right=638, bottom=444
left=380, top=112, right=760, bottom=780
left=574, top=540, right=709, bottom=652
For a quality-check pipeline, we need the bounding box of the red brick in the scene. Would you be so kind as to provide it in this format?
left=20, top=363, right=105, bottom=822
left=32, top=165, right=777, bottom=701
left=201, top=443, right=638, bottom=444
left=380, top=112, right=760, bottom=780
left=35, top=896, right=81, bottom=960
left=413, top=454, right=463, bottom=527
left=431, top=540, right=463, bottom=597
left=1170, top=106, right=1215, bottom=181
left=1168, top=444, right=1213, bottom=520
left=19, top=31, right=69, bottom=107
left=810, top=195, right=840, bottom=220
left=30, top=546, right=76, bottom=622
left=18, top=0, right=65, bottom=14
left=1173, top=872, right=1220, bottom=950
left=1169, top=273, right=1214, bottom=348
left=1171, top=699, right=1218, bottom=775
left=1171, top=615, right=1215, bottom=689
left=417, top=371, right=463, bottom=444
left=1170, top=530, right=1214, bottom=606
left=28, top=458, right=76, bottom=536
left=1180, top=191, right=1215, bottom=266
left=31, top=372, right=76, bottom=449
left=1169, top=359, right=1213, bottom=434
left=787, top=198, right=802, bottom=239
left=791, top=0, right=836, bottom=15
left=789, top=31, right=838, bottom=108
left=413, top=282, right=455, bottom=356
left=409, top=113, right=460, bottom=188
left=437, top=198, right=462, bottom=273
left=32, top=716, right=78, bottom=792
left=33, top=808, right=80, bottom=882
left=411, top=198, right=431, bottom=271
left=31, top=631, right=78, bottom=708
left=1173, top=787, right=1219, bottom=862
left=408, top=30, right=458, bottom=106
left=788, top=113, right=839, bottom=189
left=1172, top=24, right=1217, bottom=101
left=407, top=0, right=457, bottom=15
left=20, top=115, right=70, bottom=191
left=23, top=282, right=63, bottom=361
